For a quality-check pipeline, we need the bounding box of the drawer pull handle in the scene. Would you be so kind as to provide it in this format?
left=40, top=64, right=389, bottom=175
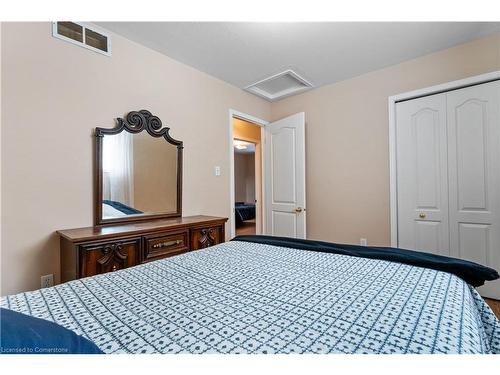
left=153, top=239, right=182, bottom=249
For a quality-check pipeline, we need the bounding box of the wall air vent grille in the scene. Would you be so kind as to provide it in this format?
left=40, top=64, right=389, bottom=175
left=244, top=70, right=313, bottom=101
left=52, top=22, right=111, bottom=56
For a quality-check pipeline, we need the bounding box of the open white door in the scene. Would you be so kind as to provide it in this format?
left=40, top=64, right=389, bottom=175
left=264, top=112, right=306, bottom=238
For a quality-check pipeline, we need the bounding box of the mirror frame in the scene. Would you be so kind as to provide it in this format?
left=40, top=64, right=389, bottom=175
left=94, top=109, right=183, bottom=226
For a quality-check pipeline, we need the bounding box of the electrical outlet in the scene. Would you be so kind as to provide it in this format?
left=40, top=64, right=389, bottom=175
left=360, top=238, right=368, bottom=246
left=214, top=166, right=221, bottom=176
left=41, top=274, right=54, bottom=288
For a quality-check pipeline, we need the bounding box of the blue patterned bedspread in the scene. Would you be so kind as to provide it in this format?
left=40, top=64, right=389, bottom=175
left=2, top=241, right=499, bottom=354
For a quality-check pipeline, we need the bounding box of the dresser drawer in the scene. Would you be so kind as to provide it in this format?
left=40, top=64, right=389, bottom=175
left=59, top=216, right=228, bottom=282
left=142, top=230, right=189, bottom=262
left=191, top=225, right=224, bottom=250
left=78, top=238, right=141, bottom=278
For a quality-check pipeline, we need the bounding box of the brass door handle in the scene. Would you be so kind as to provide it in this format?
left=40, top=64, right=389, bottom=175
left=295, top=207, right=303, bottom=213
left=419, top=213, right=426, bottom=219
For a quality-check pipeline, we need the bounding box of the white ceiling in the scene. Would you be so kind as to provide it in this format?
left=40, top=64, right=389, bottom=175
left=97, top=22, right=499, bottom=98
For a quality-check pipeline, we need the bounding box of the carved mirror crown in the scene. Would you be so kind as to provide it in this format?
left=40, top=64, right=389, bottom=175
left=95, top=110, right=183, bottom=226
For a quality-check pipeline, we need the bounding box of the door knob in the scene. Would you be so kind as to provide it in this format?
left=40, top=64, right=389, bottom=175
left=295, top=207, right=303, bottom=213
left=419, top=213, right=426, bottom=219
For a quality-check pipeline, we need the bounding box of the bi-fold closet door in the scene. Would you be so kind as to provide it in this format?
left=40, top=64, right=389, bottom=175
left=396, top=80, right=500, bottom=299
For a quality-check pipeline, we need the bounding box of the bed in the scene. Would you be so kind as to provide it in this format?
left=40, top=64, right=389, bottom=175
left=102, top=200, right=143, bottom=218
left=234, top=203, right=256, bottom=226
left=1, top=236, right=499, bottom=354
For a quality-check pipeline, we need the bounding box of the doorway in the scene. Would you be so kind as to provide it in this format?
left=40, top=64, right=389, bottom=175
left=229, top=110, right=268, bottom=239
left=232, top=118, right=263, bottom=236
left=228, top=110, right=306, bottom=239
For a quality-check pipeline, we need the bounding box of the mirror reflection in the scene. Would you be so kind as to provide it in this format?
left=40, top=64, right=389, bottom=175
left=102, top=131, right=178, bottom=219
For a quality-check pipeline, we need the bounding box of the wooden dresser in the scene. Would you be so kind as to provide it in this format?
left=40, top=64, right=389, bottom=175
left=58, top=215, right=227, bottom=282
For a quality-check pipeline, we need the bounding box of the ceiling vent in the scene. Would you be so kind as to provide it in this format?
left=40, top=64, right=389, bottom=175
left=244, top=70, right=313, bottom=101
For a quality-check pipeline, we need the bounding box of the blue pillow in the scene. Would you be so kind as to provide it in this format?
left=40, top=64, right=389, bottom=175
left=0, top=308, right=103, bottom=354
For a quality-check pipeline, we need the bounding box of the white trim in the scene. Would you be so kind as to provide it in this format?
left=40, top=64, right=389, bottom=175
left=228, top=109, right=269, bottom=239
left=52, top=22, right=112, bottom=57
left=260, top=126, right=266, bottom=237
left=231, top=110, right=269, bottom=127
left=388, top=70, right=500, bottom=247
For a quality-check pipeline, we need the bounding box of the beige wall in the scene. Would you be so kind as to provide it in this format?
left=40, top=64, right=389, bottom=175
left=245, top=153, right=256, bottom=204
left=234, top=152, right=255, bottom=204
left=2, top=23, right=499, bottom=296
left=0, top=24, right=3, bottom=292
left=0, top=22, right=271, bottom=295
left=234, top=153, right=248, bottom=202
left=271, top=32, right=500, bottom=246
left=133, top=133, right=178, bottom=213
left=233, top=118, right=262, bottom=140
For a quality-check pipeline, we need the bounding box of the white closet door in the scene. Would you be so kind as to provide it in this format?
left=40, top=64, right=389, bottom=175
left=396, top=93, right=450, bottom=256
left=447, top=81, right=500, bottom=299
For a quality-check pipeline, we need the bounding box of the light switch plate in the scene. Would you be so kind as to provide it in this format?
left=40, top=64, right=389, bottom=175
left=214, top=166, right=221, bottom=176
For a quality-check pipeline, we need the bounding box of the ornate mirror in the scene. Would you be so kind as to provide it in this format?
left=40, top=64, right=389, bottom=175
left=95, top=110, right=183, bottom=225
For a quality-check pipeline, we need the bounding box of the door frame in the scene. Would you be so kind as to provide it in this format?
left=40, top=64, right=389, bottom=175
left=388, top=70, right=500, bottom=247
left=228, top=109, right=269, bottom=239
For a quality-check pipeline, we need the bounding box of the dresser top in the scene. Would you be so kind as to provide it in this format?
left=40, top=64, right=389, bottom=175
left=57, top=215, right=228, bottom=242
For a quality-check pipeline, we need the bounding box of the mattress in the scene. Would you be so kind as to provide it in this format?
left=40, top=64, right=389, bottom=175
left=2, top=240, right=499, bottom=354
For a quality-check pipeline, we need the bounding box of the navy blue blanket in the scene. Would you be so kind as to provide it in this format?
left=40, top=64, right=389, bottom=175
left=232, top=235, right=499, bottom=287
left=235, top=204, right=256, bottom=226
left=103, top=200, right=143, bottom=215
left=0, top=308, right=102, bottom=354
